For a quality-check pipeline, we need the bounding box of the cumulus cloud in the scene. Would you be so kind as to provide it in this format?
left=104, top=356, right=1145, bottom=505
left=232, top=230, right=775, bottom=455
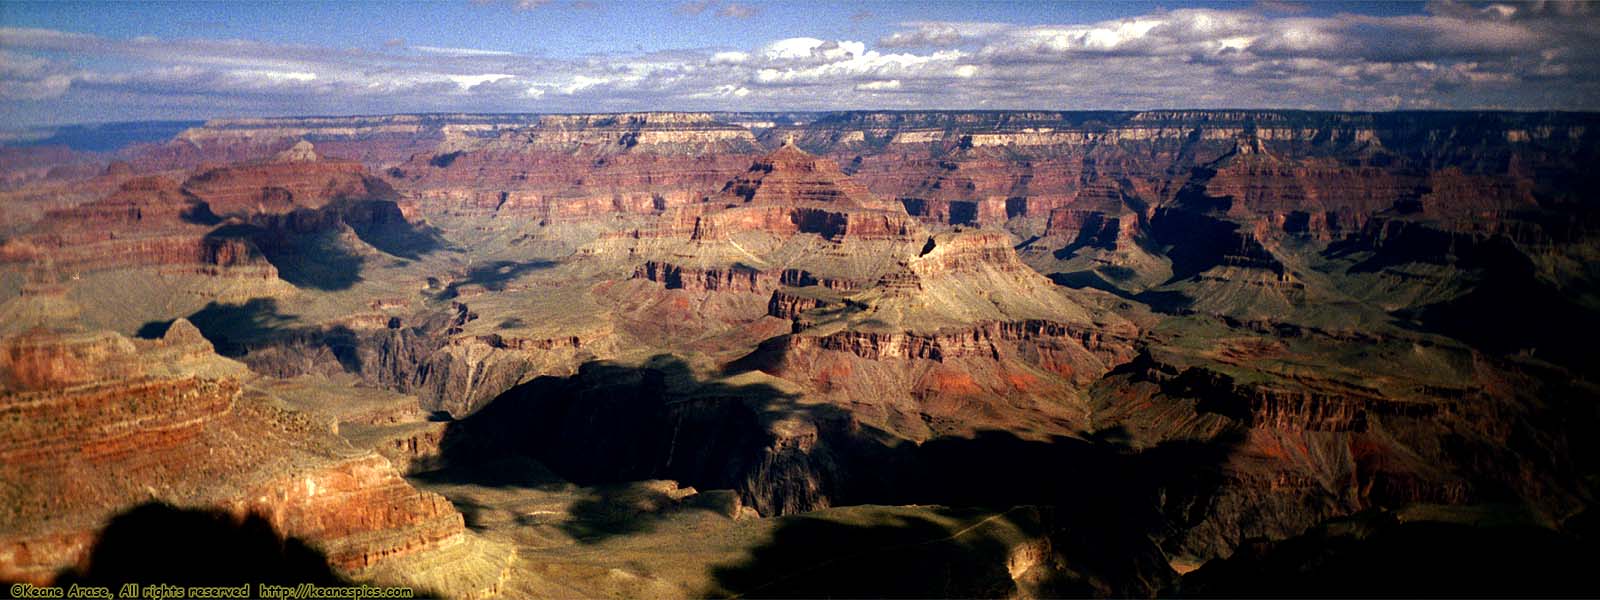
left=879, top=22, right=1012, bottom=48
left=1, top=2, right=1597, bottom=125
left=411, top=46, right=519, bottom=57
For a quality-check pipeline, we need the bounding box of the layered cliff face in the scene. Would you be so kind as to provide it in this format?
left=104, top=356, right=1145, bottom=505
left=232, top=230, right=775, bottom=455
left=1086, top=313, right=1596, bottom=561
left=0, top=315, right=488, bottom=591
left=116, top=114, right=543, bottom=173
left=475, top=112, right=760, bottom=155
left=0, top=176, right=282, bottom=283
left=394, top=113, right=760, bottom=222
left=458, top=145, right=1149, bottom=520
left=742, top=237, right=1137, bottom=441
left=3, top=110, right=1597, bottom=597
left=719, top=142, right=889, bottom=209
left=0, top=141, right=443, bottom=305
left=182, top=148, right=398, bottom=216
left=783, top=111, right=1598, bottom=256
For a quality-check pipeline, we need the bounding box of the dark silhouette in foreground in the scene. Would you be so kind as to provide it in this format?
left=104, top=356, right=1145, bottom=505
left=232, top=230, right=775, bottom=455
left=52, top=503, right=348, bottom=588
left=1175, top=509, right=1599, bottom=598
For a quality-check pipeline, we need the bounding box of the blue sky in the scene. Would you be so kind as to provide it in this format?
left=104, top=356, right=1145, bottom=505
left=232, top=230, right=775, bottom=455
left=1, top=1, right=1595, bottom=126
left=1, top=1, right=1432, bottom=58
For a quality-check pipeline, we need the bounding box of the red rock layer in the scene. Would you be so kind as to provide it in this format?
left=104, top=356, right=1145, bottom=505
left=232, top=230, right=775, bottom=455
left=398, top=113, right=760, bottom=220
left=719, top=143, right=893, bottom=211
left=0, top=329, right=467, bottom=584
left=36, top=176, right=203, bottom=229
left=1044, top=209, right=1133, bottom=248
left=407, top=153, right=750, bottom=220
left=182, top=159, right=392, bottom=216
left=634, top=261, right=776, bottom=293
left=2, top=236, right=275, bottom=277
left=766, top=290, right=829, bottom=322
left=911, top=231, right=1035, bottom=274
left=0, top=149, right=417, bottom=282
left=232, top=454, right=464, bottom=572
left=778, top=269, right=860, bottom=291
left=781, top=319, right=1135, bottom=368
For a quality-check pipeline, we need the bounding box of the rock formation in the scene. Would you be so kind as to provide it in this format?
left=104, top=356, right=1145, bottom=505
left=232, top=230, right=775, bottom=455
left=2, top=109, right=1596, bottom=598
left=0, top=305, right=499, bottom=593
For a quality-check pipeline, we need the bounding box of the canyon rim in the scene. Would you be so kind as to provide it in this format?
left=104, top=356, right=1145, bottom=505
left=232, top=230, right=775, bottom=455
left=3, top=1, right=1599, bottom=598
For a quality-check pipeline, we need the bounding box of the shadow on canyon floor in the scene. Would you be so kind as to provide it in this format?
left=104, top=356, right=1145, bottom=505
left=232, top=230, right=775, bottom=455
left=198, top=198, right=449, bottom=291
left=435, top=259, right=557, bottom=299
left=46, top=503, right=352, bottom=590
left=205, top=224, right=365, bottom=291
left=334, top=198, right=450, bottom=261
left=1048, top=270, right=1194, bottom=314
left=136, top=297, right=295, bottom=348
left=706, top=506, right=1027, bottom=599
left=1326, top=226, right=1600, bottom=372
left=1173, top=509, right=1599, bottom=598
left=1398, top=270, right=1600, bottom=373
left=419, top=355, right=813, bottom=544
left=136, top=297, right=366, bottom=374
left=690, top=422, right=1244, bottom=598
left=419, top=354, right=1249, bottom=596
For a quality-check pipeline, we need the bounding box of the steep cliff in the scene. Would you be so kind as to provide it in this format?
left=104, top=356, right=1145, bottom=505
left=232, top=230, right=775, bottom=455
left=0, top=322, right=482, bottom=590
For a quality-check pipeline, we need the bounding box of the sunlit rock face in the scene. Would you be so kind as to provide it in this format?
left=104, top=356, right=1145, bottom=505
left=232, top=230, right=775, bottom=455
left=390, top=112, right=763, bottom=222
left=0, top=317, right=468, bottom=588
left=1, top=109, right=1596, bottom=598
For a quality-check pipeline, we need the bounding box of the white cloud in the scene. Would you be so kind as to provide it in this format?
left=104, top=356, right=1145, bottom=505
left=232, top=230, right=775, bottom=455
left=762, top=38, right=826, bottom=60
left=855, top=79, right=901, bottom=91
left=2, top=2, right=1598, bottom=125
left=411, top=46, right=518, bottom=57
left=878, top=21, right=1012, bottom=48
left=448, top=73, right=514, bottom=89
left=231, top=69, right=317, bottom=83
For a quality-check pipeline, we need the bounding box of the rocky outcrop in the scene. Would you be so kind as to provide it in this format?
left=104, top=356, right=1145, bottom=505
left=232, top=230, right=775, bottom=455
left=34, top=176, right=207, bottom=228
left=0, top=327, right=470, bottom=585
left=486, top=112, right=758, bottom=155
left=397, top=113, right=761, bottom=221
left=1090, top=344, right=1590, bottom=559
left=1146, top=364, right=1439, bottom=433
left=721, top=142, right=886, bottom=209
left=0, top=149, right=435, bottom=292
left=0, top=176, right=274, bottom=278
left=911, top=231, right=1034, bottom=275
left=1044, top=209, right=1135, bottom=249
left=778, top=319, right=1135, bottom=368
left=182, top=153, right=394, bottom=216
left=213, top=302, right=605, bottom=418
left=3, top=236, right=276, bottom=278
left=766, top=289, right=830, bottom=322
left=274, top=140, right=321, bottom=163
left=232, top=453, right=464, bottom=573
left=634, top=261, right=776, bottom=293
left=778, top=268, right=859, bottom=291
left=118, top=114, right=540, bottom=172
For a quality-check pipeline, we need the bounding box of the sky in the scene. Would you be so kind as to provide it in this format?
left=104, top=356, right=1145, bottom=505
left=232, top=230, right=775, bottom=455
left=1, top=0, right=1597, bottom=127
